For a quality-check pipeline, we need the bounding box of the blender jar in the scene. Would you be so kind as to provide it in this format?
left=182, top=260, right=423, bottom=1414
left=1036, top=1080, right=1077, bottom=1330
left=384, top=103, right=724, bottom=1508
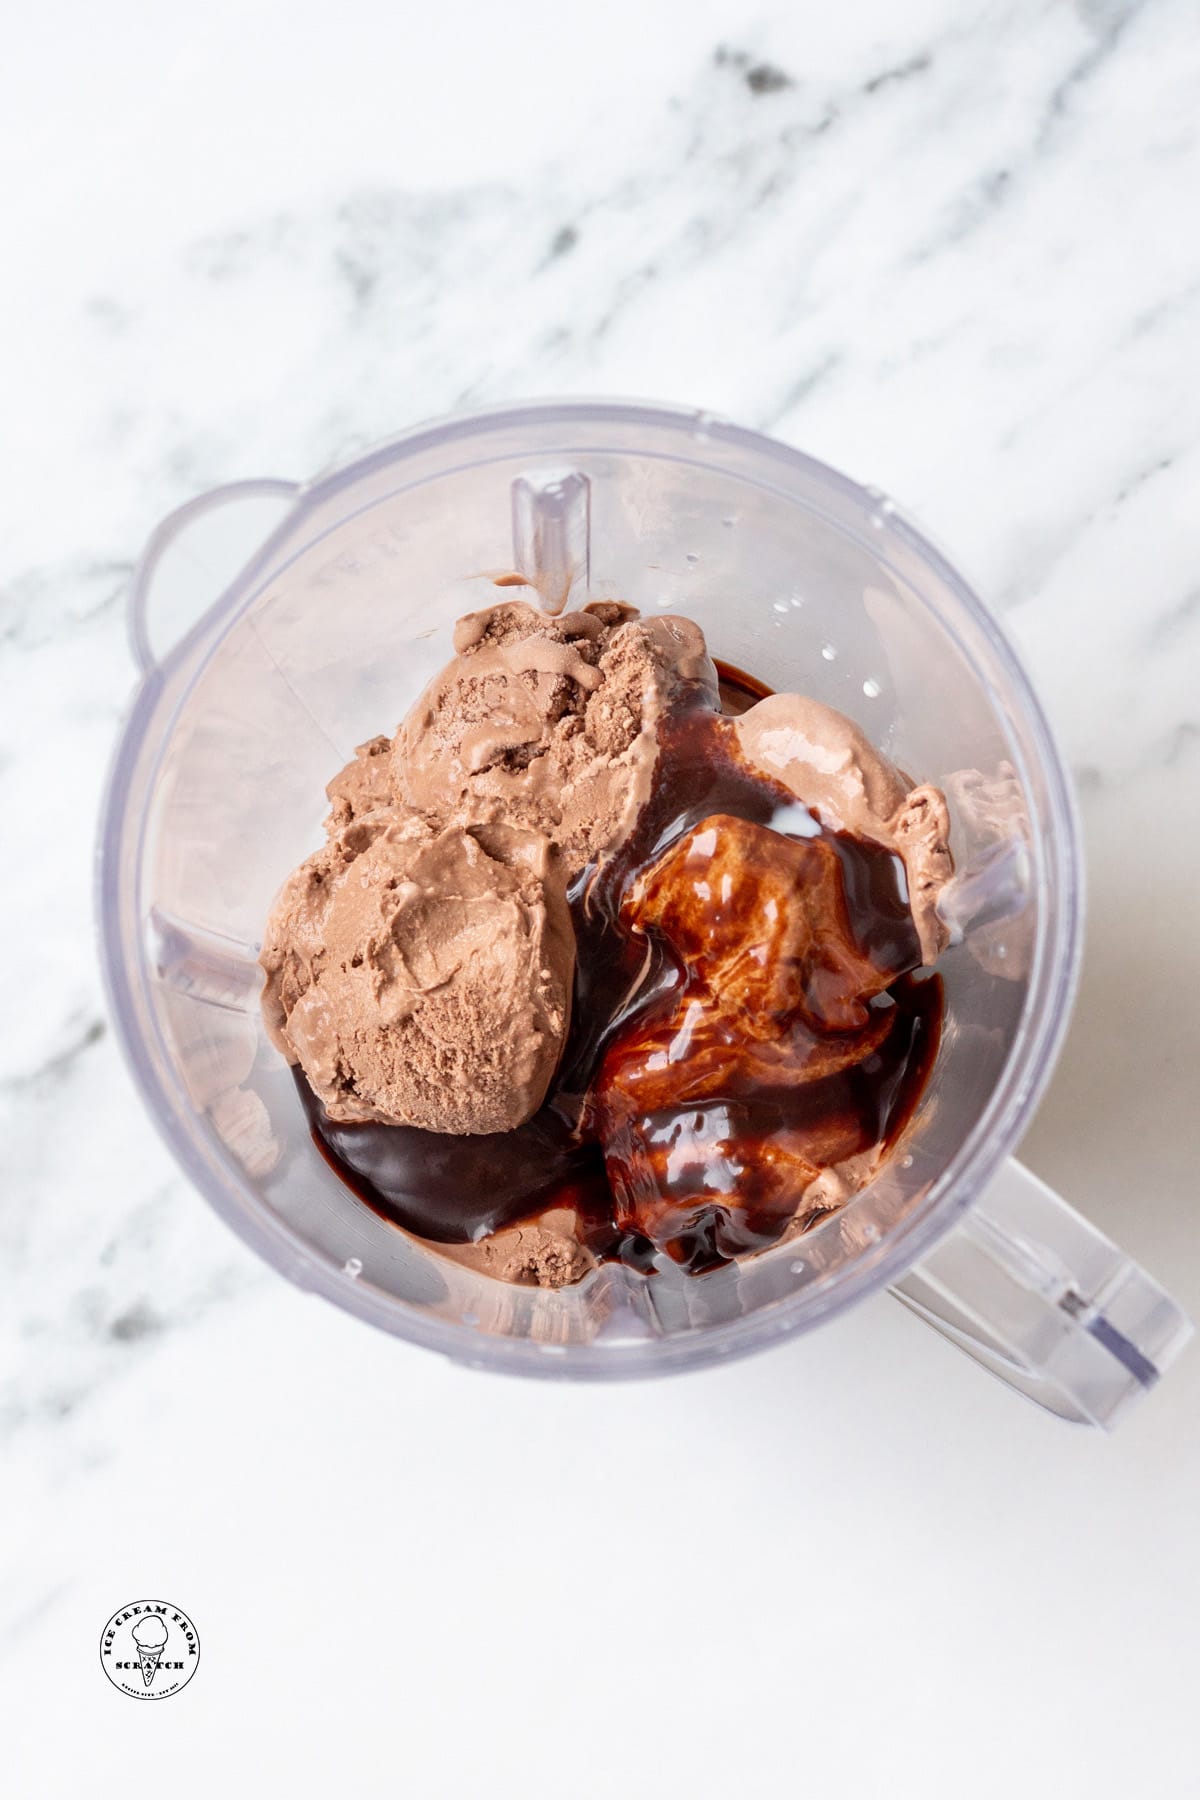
left=97, top=399, right=1192, bottom=1425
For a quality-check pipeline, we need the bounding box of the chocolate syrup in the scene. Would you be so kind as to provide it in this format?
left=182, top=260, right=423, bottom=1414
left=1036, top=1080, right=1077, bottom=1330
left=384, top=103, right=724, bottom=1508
left=715, top=660, right=774, bottom=715
left=301, top=661, right=943, bottom=1276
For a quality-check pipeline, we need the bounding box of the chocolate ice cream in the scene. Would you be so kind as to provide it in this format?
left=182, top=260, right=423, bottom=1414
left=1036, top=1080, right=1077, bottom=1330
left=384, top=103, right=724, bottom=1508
left=323, top=733, right=393, bottom=834
left=263, top=598, right=953, bottom=1284
left=261, top=813, right=574, bottom=1134
left=398, top=600, right=716, bottom=871
left=734, top=693, right=952, bottom=962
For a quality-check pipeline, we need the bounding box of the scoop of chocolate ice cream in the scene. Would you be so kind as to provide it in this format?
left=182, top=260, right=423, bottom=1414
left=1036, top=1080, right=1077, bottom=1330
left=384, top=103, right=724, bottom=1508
left=260, top=812, right=574, bottom=1134
left=396, top=600, right=716, bottom=872
left=733, top=694, right=952, bottom=961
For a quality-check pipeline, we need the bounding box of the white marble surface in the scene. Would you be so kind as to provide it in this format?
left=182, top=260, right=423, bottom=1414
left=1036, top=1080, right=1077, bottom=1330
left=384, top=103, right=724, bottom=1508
left=3, top=1, right=1199, bottom=1793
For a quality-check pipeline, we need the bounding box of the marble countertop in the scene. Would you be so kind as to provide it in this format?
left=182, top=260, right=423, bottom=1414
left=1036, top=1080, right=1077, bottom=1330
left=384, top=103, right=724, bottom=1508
left=3, top=2, right=1198, bottom=1794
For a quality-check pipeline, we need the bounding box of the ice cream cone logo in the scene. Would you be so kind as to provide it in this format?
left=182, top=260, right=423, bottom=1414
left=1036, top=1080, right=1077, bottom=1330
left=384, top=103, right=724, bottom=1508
left=100, top=1600, right=200, bottom=1700
left=132, top=1616, right=168, bottom=1686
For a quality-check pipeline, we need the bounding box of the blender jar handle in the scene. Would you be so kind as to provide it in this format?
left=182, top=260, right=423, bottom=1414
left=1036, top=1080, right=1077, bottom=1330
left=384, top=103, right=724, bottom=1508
left=129, top=479, right=300, bottom=672
left=890, top=1158, right=1192, bottom=1428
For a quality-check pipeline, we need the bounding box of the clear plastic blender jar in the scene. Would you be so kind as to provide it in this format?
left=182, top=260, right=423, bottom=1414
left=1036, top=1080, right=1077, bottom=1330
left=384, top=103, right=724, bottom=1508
left=97, top=399, right=1192, bottom=1425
